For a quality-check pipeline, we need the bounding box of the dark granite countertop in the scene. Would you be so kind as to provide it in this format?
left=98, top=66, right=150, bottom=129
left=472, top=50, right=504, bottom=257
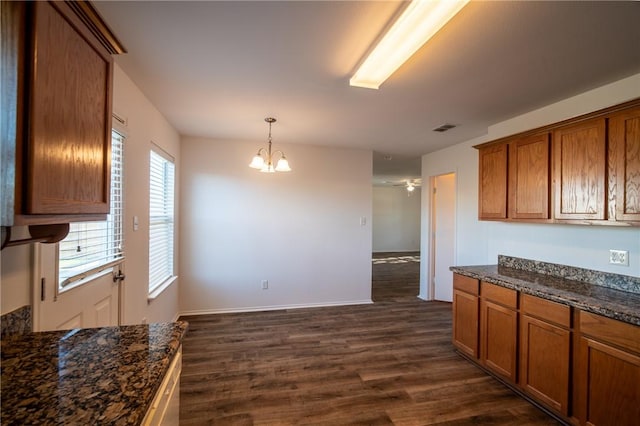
left=1, top=321, right=188, bottom=425
left=450, top=264, right=640, bottom=326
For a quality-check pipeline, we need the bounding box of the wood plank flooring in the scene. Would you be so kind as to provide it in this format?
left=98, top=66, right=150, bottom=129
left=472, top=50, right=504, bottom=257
left=179, top=252, right=559, bottom=425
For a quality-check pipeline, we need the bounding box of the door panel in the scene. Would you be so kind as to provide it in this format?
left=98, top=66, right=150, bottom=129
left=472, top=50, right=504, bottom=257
left=433, top=173, right=456, bottom=301
left=33, top=243, right=121, bottom=331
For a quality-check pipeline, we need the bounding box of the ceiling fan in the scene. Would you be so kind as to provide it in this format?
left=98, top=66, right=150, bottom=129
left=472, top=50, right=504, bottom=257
left=392, top=179, right=422, bottom=195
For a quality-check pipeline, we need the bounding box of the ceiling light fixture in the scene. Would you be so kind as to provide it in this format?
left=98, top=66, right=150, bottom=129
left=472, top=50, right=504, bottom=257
left=249, top=117, right=291, bottom=173
left=350, top=0, right=470, bottom=90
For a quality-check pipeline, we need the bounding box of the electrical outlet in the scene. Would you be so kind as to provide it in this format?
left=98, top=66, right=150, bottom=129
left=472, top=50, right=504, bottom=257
left=261, top=280, right=269, bottom=290
left=609, top=249, right=629, bottom=266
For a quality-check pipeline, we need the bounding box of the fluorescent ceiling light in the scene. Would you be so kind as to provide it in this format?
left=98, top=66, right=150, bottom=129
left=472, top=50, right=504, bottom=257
left=350, top=0, right=470, bottom=90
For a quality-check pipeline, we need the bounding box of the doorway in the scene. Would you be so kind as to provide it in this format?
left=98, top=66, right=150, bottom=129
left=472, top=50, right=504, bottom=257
left=371, top=184, right=421, bottom=301
left=430, top=172, right=456, bottom=301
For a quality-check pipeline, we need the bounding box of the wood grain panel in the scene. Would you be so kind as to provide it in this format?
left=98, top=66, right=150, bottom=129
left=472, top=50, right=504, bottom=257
left=478, top=142, right=508, bottom=219
left=509, top=133, right=550, bottom=219
left=481, top=299, right=518, bottom=381
left=521, top=294, right=570, bottom=328
left=578, top=337, right=640, bottom=426
left=580, top=310, right=640, bottom=354
left=553, top=118, right=606, bottom=220
left=520, top=315, right=570, bottom=415
left=453, top=289, right=479, bottom=358
left=481, top=281, right=518, bottom=308
left=610, top=106, right=640, bottom=221
left=453, top=273, right=479, bottom=296
left=0, top=1, right=25, bottom=226
left=26, top=1, right=112, bottom=215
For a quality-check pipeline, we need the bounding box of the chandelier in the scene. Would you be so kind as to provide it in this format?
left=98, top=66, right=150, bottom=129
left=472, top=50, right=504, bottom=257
left=249, top=117, right=291, bottom=173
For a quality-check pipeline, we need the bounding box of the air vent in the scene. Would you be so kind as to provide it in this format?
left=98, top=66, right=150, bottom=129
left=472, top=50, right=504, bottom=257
left=433, top=123, right=456, bottom=132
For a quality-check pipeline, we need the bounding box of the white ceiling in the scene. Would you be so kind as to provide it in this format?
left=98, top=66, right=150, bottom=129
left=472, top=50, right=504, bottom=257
left=94, top=1, right=640, bottom=184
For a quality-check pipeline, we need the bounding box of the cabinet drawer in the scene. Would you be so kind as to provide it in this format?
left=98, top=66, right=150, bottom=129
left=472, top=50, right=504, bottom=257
left=580, top=311, right=640, bottom=354
left=521, top=294, right=570, bottom=328
left=453, top=274, right=479, bottom=295
left=481, top=282, right=517, bottom=308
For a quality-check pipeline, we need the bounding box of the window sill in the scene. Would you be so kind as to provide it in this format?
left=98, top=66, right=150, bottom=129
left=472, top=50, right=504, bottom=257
left=148, top=275, right=178, bottom=303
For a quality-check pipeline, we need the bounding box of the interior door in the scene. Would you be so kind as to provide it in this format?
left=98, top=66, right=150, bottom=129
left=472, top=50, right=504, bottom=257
left=33, top=243, right=122, bottom=331
left=432, top=173, right=456, bottom=301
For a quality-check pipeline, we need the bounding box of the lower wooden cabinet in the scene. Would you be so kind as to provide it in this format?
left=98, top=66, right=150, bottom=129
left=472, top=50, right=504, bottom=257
left=576, top=312, right=640, bottom=426
left=452, top=273, right=640, bottom=425
left=520, top=294, right=571, bottom=415
left=452, top=274, right=479, bottom=358
left=480, top=282, right=518, bottom=381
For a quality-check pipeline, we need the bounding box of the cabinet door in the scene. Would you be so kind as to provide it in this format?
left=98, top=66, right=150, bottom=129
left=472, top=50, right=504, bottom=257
left=609, top=106, right=640, bottom=221
left=509, top=133, right=550, bottom=219
left=452, top=289, right=479, bottom=358
left=481, top=299, right=517, bottom=381
left=577, top=337, right=640, bottom=426
left=478, top=143, right=508, bottom=219
left=520, top=315, right=570, bottom=415
left=553, top=118, right=606, bottom=220
left=24, top=1, right=113, bottom=215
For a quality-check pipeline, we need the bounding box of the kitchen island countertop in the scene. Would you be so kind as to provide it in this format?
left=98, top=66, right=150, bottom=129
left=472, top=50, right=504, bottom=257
left=1, top=321, right=188, bottom=425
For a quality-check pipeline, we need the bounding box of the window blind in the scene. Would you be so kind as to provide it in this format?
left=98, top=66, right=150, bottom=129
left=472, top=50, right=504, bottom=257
left=149, top=148, right=175, bottom=293
left=58, top=130, right=125, bottom=288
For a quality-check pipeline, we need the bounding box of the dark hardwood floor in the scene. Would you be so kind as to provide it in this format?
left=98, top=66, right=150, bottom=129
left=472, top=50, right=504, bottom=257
left=179, top=252, right=559, bottom=425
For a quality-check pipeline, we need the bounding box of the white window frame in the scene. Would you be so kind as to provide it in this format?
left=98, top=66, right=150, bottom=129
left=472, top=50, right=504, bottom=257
left=57, top=129, right=125, bottom=290
left=148, top=144, right=176, bottom=298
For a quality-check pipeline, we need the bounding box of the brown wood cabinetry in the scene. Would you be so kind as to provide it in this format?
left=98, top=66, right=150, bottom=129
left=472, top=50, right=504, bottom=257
left=553, top=118, right=607, bottom=220
left=508, top=133, right=550, bottom=219
left=452, top=274, right=479, bottom=358
left=576, top=311, right=640, bottom=426
left=480, top=282, right=518, bottom=381
left=519, top=295, right=571, bottom=415
left=475, top=99, right=640, bottom=226
left=452, top=272, right=640, bottom=425
left=609, top=106, right=640, bottom=222
left=1, top=1, right=125, bottom=228
left=478, top=143, right=508, bottom=219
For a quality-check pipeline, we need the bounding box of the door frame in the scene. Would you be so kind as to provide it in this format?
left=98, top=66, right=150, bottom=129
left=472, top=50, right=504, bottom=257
left=421, top=171, right=457, bottom=301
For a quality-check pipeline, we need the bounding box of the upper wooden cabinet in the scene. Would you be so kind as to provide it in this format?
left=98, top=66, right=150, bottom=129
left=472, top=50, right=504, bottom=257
left=553, top=118, right=607, bottom=220
left=478, top=143, right=508, bottom=219
left=475, top=99, right=640, bottom=226
left=509, top=133, right=550, bottom=219
left=609, top=106, right=640, bottom=222
left=1, top=1, right=125, bottom=227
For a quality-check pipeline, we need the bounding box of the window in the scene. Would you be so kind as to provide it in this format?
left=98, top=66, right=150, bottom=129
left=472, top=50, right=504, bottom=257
left=149, top=147, right=175, bottom=294
left=58, top=130, right=124, bottom=288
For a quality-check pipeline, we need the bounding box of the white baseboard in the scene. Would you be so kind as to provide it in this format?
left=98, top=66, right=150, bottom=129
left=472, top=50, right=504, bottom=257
left=178, top=299, right=373, bottom=318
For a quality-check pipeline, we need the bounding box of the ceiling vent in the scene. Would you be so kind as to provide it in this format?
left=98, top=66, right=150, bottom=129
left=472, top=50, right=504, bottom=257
left=433, top=123, right=456, bottom=132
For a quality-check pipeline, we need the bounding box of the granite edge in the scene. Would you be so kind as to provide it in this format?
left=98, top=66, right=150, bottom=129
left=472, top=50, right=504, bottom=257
left=450, top=266, right=640, bottom=326
left=0, top=305, right=32, bottom=337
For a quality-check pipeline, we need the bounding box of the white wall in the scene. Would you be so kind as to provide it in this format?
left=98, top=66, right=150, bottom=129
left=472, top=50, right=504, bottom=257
left=112, top=64, right=181, bottom=324
left=179, top=137, right=373, bottom=314
left=421, top=73, right=640, bottom=300
left=372, top=186, right=421, bottom=252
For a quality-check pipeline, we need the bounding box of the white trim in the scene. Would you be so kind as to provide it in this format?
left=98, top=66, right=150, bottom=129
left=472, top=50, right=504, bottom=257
left=147, top=275, right=178, bottom=302
left=177, top=299, right=374, bottom=317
